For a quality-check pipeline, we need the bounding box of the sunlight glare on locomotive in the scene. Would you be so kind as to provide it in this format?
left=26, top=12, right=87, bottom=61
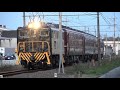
left=28, top=22, right=33, bottom=29
left=28, top=21, right=41, bottom=29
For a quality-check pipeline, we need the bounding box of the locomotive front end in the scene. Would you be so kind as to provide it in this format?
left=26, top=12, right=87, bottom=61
left=17, top=22, right=51, bottom=70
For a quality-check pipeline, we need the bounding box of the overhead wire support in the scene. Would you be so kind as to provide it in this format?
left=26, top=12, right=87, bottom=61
left=24, top=14, right=97, bottom=17
left=100, top=12, right=111, bottom=25
left=58, top=12, right=64, bottom=74
left=23, top=12, right=26, bottom=27
left=97, top=12, right=101, bottom=65
left=113, top=12, right=116, bottom=55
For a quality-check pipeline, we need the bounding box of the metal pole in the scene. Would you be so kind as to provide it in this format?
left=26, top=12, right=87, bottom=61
left=84, top=26, right=86, bottom=32
left=94, top=26, right=96, bottom=37
left=88, top=27, right=89, bottom=33
left=118, top=34, right=119, bottom=44
left=58, top=12, right=64, bottom=74
left=105, top=33, right=107, bottom=56
left=118, top=34, right=120, bottom=56
left=66, top=16, right=67, bottom=26
left=118, top=34, right=119, bottom=41
left=97, top=12, right=101, bottom=65
left=113, top=12, right=116, bottom=55
left=23, top=12, right=26, bottom=27
left=106, top=33, right=107, bottom=46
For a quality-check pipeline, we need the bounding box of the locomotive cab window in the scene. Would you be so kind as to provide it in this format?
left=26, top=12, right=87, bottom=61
left=19, top=31, right=28, bottom=38
left=40, top=30, right=49, bottom=37
left=19, top=31, right=25, bottom=36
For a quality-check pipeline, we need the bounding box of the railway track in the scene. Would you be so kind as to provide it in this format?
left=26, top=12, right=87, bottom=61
left=0, top=69, right=45, bottom=77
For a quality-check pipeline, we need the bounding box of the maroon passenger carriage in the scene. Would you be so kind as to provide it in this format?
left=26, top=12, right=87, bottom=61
left=49, top=23, right=104, bottom=66
left=63, top=26, right=103, bottom=65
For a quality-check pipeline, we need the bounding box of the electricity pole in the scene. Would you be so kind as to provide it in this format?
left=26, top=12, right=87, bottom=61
left=118, top=34, right=120, bottom=43
left=84, top=26, right=86, bottom=32
left=23, top=12, right=26, bottom=27
left=105, top=33, right=107, bottom=56
left=94, top=26, right=96, bottom=37
left=113, top=12, right=116, bottom=55
left=58, top=12, right=64, bottom=74
left=106, top=33, right=107, bottom=46
left=88, top=27, right=89, bottom=33
left=97, top=12, right=101, bottom=65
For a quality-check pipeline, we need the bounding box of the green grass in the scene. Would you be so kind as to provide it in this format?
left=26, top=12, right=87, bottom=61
left=88, top=58, right=120, bottom=75
left=65, top=57, right=120, bottom=76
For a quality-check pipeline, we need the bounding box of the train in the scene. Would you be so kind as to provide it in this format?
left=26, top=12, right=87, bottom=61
left=16, top=22, right=104, bottom=70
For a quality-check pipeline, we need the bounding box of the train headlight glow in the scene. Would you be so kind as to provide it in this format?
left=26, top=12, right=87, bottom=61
left=33, top=22, right=41, bottom=29
left=28, top=23, right=33, bottom=29
left=28, top=22, right=41, bottom=29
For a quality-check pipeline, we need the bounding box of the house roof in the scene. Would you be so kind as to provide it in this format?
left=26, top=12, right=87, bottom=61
left=0, top=27, right=8, bottom=31
left=1, top=30, right=17, bottom=38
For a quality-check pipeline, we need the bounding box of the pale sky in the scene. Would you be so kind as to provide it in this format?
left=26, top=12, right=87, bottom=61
left=0, top=12, right=120, bottom=38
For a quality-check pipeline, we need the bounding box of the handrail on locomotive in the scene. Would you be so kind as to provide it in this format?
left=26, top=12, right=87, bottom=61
left=17, top=41, right=50, bottom=55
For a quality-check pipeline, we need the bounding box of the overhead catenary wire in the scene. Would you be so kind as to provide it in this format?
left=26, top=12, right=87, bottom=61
left=24, top=12, right=120, bottom=38
left=100, top=12, right=112, bottom=25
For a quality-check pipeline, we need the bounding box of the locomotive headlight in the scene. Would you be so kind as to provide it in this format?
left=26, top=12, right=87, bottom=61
left=28, top=22, right=41, bottom=29
left=28, top=23, right=33, bottom=29
left=33, top=22, right=41, bottom=29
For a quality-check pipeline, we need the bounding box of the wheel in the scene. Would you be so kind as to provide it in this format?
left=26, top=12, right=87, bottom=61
left=27, top=62, right=35, bottom=70
left=47, top=64, right=52, bottom=69
left=27, top=62, right=31, bottom=70
left=21, top=60, right=27, bottom=68
left=43, top=62, right=47, bottom=70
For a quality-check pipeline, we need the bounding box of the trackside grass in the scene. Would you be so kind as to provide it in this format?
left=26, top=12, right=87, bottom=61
left=65, top=56, right=120, bottom=77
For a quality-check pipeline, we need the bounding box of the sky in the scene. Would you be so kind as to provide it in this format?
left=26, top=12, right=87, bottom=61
left=0, top=12, right=120, bottom=38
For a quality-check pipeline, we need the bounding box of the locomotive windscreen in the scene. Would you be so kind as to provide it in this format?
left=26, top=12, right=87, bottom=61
left=17, top=25, right=51, bottom=54
left=40, top=30, right=49, bottom=36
